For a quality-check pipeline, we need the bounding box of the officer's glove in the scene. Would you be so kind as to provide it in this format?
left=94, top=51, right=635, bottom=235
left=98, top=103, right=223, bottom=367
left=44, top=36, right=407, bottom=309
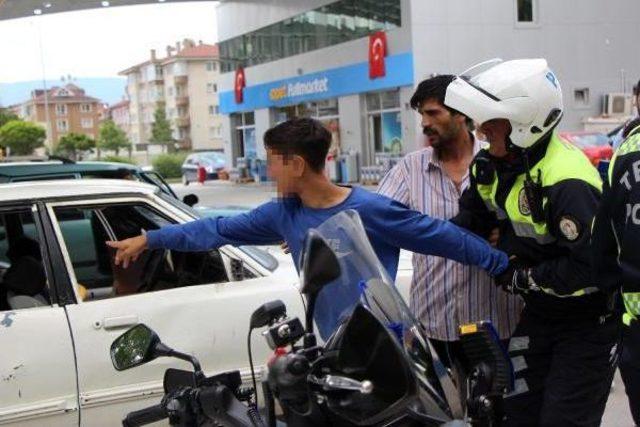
left=494, top=259, right=535, bottom=295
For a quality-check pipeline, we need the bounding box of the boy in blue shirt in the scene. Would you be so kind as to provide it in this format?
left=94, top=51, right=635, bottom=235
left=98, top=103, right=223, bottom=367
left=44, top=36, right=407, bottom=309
left=108, top=118, right=508, bottom=283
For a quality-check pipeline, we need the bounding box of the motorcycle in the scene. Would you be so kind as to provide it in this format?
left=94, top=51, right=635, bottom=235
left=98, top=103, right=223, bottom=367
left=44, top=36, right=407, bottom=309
left=110, top=210, right=513, bottom=426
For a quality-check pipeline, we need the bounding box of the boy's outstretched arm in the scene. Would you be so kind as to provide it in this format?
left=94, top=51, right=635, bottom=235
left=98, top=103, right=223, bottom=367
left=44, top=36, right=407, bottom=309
left=376, top=198, right=509, bottom=276
left=107, top=202, right=283, bottom=268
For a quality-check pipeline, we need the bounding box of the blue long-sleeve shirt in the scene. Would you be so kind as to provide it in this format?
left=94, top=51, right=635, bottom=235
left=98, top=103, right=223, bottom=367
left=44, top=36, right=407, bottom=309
left=147, top=187, right=508, bottom=279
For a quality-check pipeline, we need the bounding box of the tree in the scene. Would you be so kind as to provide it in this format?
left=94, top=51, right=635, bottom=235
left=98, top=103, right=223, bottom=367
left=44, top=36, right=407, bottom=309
left=56, top=133, right=96, bottom=161
left=98, top=119, right=131, bottom=156
left=0, top=108, right=19, bottom=128
left=150, top=102, right=174, bottom=153
left=0, top=120, right=45, bottom=155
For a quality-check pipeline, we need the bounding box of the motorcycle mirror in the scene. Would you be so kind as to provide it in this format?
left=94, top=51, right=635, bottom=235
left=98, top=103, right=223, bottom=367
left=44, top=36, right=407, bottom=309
left=300, top=230, right=340, bottom=296
left=182, top=194, right=199, bottom=207
left=299, top=230, right=341, bottom=334
left=250, top=299, right=286, bottom=329
left=110, top=324, right=161, bottom=371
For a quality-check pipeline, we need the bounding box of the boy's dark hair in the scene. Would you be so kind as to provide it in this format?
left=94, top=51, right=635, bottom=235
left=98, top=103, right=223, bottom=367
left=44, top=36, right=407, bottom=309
left=264, top=117, right=331, bottom=172
left=410, top=74, right=457, bottom=111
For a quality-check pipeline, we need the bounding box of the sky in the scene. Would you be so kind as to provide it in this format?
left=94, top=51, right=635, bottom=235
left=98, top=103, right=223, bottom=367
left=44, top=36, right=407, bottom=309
left=0, top=1, right=219, bottom=83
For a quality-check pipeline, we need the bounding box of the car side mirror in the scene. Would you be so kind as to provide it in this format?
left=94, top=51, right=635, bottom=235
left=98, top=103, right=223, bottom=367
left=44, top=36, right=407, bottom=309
left=182, top=194, right=199, bottom=207
left=110, top=324, right=160, bottom=371
left=299, top=230, right=341, bottom=333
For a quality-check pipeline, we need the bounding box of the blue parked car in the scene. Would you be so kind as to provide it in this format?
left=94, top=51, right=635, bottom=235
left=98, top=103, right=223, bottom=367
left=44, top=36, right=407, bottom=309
left=181, top=152, right=226, bottom=185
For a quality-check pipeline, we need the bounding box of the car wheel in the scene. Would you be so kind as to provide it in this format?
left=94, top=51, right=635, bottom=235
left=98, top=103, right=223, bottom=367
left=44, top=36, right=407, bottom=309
left=182, top=175, right=189, bottom=186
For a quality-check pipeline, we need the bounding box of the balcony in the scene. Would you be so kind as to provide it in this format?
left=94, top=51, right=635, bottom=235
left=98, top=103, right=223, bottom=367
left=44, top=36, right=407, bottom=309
left=175, top=96, right=189, bottom=106
left=175, top=116, right=190, bottom=127
left=176, top=137, right=192, bottom=150
left=174, top=75, right=188, bottom=85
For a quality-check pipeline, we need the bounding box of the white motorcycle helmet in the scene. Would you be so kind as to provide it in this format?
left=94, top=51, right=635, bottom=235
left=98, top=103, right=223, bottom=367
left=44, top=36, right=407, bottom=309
left=444, top=58, right=563, bottom=149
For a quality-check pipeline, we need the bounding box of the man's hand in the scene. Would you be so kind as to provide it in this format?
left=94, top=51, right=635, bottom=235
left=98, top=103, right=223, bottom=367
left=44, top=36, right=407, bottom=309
left=106, top=235, right=148, bottom=268
left=494, top=258, right=534, bottom=295
left=488, top=227, right=500, bottom=247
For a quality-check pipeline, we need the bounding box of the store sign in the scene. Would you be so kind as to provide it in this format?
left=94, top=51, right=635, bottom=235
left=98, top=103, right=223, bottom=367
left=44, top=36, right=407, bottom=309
left=234, top=67, right=245, bottom=103
left=268, top=77, right=329, bottom=102
left=220, top=52, right=413, bottom=114
left=369, top=31, right=387, bottom=79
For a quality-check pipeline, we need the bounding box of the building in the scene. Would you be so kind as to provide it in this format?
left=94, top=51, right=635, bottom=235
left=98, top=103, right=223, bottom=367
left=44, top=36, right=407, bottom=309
left=17, top=84, right=101, bottom=146
left=216, top=0, right=640, bottom=175
left=107, top=99, right=131, bottom=139
left=16, top=83, right=102, bottom=148
left=119, top=39, right=222, bottom=155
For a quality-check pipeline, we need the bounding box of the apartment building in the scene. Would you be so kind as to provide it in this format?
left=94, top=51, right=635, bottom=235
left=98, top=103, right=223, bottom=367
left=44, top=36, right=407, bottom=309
left=119, top=39, right=222, bottom=153
left=107, top=99, right=131, bottom=139
left=17, top=83, right=102, bottom=148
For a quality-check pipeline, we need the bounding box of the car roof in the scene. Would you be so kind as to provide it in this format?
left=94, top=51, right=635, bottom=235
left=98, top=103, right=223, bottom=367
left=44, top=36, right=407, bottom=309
left=0, top=179, right=158, bottom=203
left=0, top=161, right=141, bottom=178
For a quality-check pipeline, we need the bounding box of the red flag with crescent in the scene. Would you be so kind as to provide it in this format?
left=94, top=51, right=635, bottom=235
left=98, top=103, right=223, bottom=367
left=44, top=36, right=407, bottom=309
left=369, top=31, right=387, bottom=79
left=234, top=67, right=245, bottom=103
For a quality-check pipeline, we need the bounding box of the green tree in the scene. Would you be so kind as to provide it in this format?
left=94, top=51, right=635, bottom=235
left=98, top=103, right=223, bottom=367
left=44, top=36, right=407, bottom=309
left=0, top=108, right=20, bottom=128
left=0, top=120, right=45, bottom=155
left=150, top=102, right=174, bottom=153
left=98, top=119, right=131, bottom=156
left=56, top=132, right=96, bottom=161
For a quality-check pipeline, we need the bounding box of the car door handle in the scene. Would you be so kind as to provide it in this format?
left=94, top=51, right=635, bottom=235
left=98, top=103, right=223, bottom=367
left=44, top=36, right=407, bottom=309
left=102, top=315, right=139, bottom=330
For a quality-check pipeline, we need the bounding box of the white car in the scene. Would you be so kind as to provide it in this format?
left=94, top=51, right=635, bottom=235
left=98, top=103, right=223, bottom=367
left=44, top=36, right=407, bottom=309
left=0, top=179, right=413, bottom=427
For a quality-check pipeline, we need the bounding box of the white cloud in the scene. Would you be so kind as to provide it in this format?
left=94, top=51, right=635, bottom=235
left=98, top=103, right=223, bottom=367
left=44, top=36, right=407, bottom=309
left=0, top=1, right=219, bottom=82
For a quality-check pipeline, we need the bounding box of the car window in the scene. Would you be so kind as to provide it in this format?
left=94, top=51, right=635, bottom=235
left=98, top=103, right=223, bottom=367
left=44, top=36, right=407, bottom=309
left=0, top=209, right=52, bottom=312
left=11, top=174, right=77, bottom=182
left=52, top=203, right=235, bottom=302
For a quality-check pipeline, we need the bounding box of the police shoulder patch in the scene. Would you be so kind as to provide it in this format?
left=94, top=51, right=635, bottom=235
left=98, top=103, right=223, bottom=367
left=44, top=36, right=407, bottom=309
left=518, top=188, right=531, bottom=216
left=558, top=215, right=581, bottom=241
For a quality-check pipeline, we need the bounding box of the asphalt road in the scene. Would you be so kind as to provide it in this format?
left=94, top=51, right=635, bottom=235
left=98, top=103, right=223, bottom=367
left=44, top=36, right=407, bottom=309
left=172, top=180, right=636, bottom=427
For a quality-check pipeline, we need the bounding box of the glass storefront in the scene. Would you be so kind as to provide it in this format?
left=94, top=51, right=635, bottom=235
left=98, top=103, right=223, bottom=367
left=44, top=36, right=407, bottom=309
left=219, top=0, right=401, bottom=72
left=365, top=89, right=402, bottom=164
left=274, top=99, right=340, bottom=155
left=231, top=112, right=256, bottom=161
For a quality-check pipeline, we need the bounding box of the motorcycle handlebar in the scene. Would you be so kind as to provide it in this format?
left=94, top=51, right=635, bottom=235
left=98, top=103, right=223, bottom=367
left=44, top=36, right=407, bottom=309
left=122, top=403, right=167, bottom=427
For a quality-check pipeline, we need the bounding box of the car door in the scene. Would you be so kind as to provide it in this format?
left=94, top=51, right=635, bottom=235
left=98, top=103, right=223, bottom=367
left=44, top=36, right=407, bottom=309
left=183, top=156, right=196, bottom=182
left=44, top=195, right=304, bottom=426
left=0, top=205, right=79, bottom=427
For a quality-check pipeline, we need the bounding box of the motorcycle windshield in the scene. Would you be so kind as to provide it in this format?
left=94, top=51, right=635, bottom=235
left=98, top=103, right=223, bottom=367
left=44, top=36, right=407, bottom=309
left=312, top=210, right=458, bottom=422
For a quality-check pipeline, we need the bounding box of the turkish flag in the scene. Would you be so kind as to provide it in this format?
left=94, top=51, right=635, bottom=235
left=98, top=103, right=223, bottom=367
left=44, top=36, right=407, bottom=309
left=234, top=67, right=245, bottom=103
left=369, top=31, right=387, bottom=79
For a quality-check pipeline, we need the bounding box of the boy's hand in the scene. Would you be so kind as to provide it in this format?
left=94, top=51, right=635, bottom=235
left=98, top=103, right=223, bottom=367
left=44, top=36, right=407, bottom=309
left=280, top=242, right=290, bottom=254
left=106, top=235, right=148, bottom=268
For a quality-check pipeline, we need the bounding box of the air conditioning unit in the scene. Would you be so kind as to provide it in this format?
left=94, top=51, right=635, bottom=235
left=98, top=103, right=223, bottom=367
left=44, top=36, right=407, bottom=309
left=602, top=93, right=633, bottom=116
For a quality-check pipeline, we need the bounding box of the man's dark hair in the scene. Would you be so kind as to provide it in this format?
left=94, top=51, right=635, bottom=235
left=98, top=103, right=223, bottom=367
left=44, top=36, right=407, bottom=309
left=633, top=79, right=640, bottom=96
left=623, top=116, right=640, bottom=138
left=410, top=74, right=457, bottom=111
left=264, top=117, right=331, bottom=172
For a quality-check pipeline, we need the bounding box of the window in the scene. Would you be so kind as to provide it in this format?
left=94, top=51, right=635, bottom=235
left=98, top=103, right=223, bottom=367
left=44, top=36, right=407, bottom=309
left=574, top=88, right=590, bottom=108
left=0, top=209, right=51, bottom=311
left=366, top=90, right=402, bottom=161
left=206, top=83, right=218, bottom=94
left=168, top=86, right=174, bottom=96
left=219, top=0, right=401, bottom=72
left=52, top=203, right=231, bottom=301
left=81, top=118, right=94, bottom=129
left=80, top=104, right=92, bottom=113
left=232, top=112, right=257, bottom=159
left=206, top=61, right=214, bottom=71
left=209, top=105, right=219, bottom=115
left=516, top=0, right=536, bottom=23
left=57, top=119, right=68, bottom=132
left=58, top=88, right=69, bottom=97
left=55, top=104, right=67, bottom=115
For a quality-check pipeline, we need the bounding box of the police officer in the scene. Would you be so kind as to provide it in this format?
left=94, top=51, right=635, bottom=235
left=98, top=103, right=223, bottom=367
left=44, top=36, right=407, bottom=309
left=445, top=59, right=619, bottom=426
left=592, top=116, right=640, bottom=426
